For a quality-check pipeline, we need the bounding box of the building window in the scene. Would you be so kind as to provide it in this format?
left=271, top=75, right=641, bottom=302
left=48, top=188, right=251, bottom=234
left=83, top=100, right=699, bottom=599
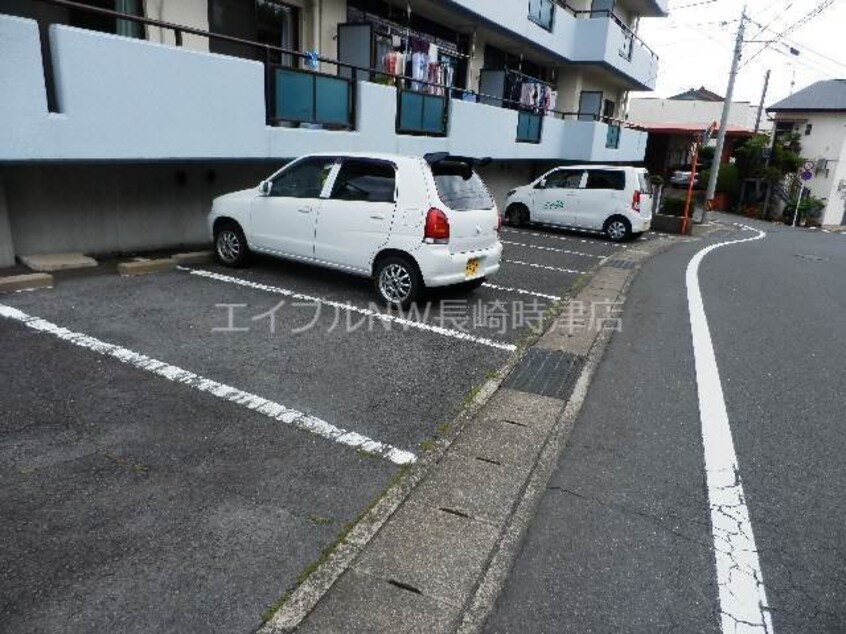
left=528, top=0, right=555, bottom=31
left=805, top=123, right=813, bottom=136
left=68, top=0, right=145, bottom=39
left=578, top=91, right=603, bottom=122
left=591, top=0, right=616, bottom=15
left=208, top=0, right=301, bottom=63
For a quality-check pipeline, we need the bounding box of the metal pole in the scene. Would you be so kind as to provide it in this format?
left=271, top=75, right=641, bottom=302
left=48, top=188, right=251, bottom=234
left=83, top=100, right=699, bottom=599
left=705, top=6, right=747, bottom=219
left=754, top=69, right=770, bottom=134
left=793, top=181, right=804, bottom=227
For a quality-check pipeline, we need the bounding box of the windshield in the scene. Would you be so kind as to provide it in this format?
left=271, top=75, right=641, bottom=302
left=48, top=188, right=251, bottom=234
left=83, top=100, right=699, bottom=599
left=432, top=162, right=495, bottom=211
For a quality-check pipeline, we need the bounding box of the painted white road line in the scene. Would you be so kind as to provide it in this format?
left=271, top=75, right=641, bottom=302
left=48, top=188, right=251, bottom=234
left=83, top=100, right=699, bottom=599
left=503, top=260, right=585, bottom=275
left=502, top=227, right=616, bottom=247
left=179, top=267, right=517, bottom=353
left=0, top=303, right=417, bottom=466
left=481, top=283, right=561, bottom=302
left=500, top=240, right=603, bottom=259
left=685, top=223, right=772, bottom=633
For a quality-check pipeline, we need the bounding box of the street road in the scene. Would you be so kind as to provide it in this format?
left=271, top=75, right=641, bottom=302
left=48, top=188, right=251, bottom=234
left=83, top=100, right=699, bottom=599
left=486, top=216, right=846, bottom=633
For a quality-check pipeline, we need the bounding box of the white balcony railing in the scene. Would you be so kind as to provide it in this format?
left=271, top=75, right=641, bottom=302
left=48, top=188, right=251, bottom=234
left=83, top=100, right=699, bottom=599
left=0, top=13, right=647, bottom=164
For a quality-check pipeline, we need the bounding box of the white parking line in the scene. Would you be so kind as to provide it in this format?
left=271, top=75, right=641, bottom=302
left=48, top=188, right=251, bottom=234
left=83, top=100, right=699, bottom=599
left=500, top=240, right=603, bottom=259
left=179, top=267, right=517, bottom=353
left=686, top=224, right=772, bottom=632
left=503, top=260, right=585, bottom=275
left=481, top=283, right=561, bottom=302
left=502, top=227, right=616, bottom=247
left=0, top=303, right=417, bottom=466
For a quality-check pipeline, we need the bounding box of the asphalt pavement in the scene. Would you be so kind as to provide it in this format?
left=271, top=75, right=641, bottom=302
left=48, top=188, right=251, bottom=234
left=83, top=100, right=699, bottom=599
left=485, top=216, right=846, bottom=633
left=0, top=226, right=650, bottom=632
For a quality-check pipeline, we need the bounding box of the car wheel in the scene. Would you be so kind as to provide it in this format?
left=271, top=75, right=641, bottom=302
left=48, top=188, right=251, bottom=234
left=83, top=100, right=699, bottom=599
left=604, top=216, right=632, bottom=242
left=506, top=204, right=529, bottom=227
left=214, top=222, right=250, bottom=267
left=374, top=255, right=422, bottom=310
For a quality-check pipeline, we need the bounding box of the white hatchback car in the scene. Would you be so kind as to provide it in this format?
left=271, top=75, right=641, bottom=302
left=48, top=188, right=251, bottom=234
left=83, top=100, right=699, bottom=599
left=208, top=152, right=502, bottom=308
left=504, top=165, right=653, bottom=241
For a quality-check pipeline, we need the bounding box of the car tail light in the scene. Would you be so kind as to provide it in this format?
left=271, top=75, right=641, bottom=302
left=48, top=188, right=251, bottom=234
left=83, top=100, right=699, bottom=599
left=424, top=208, right=450, bottom=244
left=496, top=214, right=502, bottom=232
left=631, top=190, right=641, bottom=213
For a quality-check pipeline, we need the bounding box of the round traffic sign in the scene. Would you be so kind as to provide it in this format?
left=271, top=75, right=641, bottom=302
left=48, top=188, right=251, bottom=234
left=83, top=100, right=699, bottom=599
left=803, top=160, right=815, bottom=171
left=801, top=170, right=813, bottom=181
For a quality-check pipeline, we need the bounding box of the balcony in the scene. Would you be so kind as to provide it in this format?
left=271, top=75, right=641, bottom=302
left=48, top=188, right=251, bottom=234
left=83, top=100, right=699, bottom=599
left=444, top=0, right=659, bottom=90
left=570, top=12, right=658, bottom=90
left=0, top=12, right=647, bottom=164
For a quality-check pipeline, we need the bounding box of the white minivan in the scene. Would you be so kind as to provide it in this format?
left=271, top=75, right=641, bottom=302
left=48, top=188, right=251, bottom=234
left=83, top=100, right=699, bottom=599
left=504, top=165, right=653, bottom=241
left=208, top=152, right=502, bottom=308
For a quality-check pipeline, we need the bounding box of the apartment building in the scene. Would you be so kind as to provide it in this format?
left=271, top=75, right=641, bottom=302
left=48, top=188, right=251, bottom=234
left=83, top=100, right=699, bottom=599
left=0, top=0, right=668, bottom=265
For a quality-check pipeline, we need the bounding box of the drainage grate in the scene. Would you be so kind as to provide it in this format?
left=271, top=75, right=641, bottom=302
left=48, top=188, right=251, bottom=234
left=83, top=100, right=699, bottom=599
left=605, top=259, right=636, bottom=270
left=502, top=349, right=583, bottom=400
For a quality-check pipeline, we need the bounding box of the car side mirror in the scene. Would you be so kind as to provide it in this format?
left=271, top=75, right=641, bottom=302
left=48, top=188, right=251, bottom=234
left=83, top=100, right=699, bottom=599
left=258, top=180, right=271, bottom=196
left=536, top=179, right=547, bottom=189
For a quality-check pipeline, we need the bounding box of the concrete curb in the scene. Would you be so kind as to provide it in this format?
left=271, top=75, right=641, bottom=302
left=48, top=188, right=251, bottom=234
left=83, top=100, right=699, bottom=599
left=260, top=234, right=685, bottom=634
left=0, top=273, right=53, bottom=293
left=19, top=252, right=97, bottom=272
left=172, top=251, right=214, bottom=266
left=117, top=258, right=176, bottom=276
left=456, top=239, right=680, bottom=633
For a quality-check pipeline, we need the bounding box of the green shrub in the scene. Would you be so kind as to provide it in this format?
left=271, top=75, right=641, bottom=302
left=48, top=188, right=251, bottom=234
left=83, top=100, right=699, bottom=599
left=700, top=163, right=741, bottom=208
left=660, top=197, right=687, bottom=217
left=783, top=195, right=826, bottom=225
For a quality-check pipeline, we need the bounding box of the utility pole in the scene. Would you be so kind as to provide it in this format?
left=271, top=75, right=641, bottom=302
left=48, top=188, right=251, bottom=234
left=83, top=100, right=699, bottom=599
left=754, top=69, right=770, bottom=134
left=704, top=6, right=747, bottom=218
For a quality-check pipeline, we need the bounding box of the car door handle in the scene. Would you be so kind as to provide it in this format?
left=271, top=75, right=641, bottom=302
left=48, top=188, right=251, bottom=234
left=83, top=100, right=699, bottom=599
left=370, top=213, right=386, bottom=220
left=297, top=207, right=311, bottom=214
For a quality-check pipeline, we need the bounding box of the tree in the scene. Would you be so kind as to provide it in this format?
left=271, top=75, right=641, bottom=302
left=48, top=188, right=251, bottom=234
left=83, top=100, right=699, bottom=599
left=732, top=132, right=803, bottom=218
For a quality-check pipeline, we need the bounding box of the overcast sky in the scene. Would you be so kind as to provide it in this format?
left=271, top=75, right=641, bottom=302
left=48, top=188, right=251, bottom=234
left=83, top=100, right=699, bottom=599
left=633, top=0, right=846, bottom=108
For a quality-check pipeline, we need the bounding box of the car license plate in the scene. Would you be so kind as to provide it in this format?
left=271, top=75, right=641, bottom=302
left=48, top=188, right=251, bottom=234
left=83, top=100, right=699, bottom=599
left=465, top=258, right=480, bottom=278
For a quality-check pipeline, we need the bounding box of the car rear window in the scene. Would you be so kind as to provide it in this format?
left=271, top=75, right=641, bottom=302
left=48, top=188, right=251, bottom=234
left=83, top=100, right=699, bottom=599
left=638, top=171, right=652, bottom=194
left=431, top=162, right=495, bottom=211
left=586, top=169, right=626, bottom=191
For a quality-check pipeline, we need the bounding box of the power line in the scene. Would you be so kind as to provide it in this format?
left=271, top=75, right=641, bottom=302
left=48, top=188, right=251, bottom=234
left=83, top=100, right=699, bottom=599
left=746, top=21, right=846, bottom=71
left=748, top=0, right=794, bottom=39
left=671, top=0, right=718, bottom=10
left=739, top=0, right=835, bottom=69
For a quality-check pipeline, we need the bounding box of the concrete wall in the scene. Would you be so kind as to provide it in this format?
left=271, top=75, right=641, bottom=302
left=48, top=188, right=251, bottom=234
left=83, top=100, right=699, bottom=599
left=828, top=143, right=846, bottom=225
left=145, top=0, right=209, bottom=51
left=629, top=98, right=757, bottom=129
left=2, top=162, right=281, bottom=257
left=0, top=174, right=14, bottom=267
